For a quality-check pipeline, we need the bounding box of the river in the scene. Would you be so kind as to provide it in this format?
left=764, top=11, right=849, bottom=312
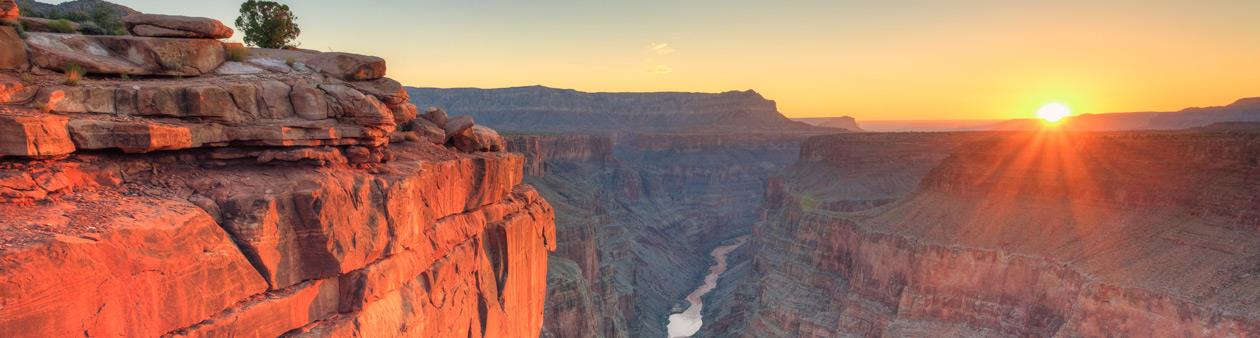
left=665, top=236, right=748, bottom=338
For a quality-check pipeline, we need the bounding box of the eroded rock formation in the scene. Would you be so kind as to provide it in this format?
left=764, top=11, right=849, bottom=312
left=0, top=11, right=553, bottom=338
left=504, top=131, right=829, bottom=338
left=704, top=128, right=1260, bottom=337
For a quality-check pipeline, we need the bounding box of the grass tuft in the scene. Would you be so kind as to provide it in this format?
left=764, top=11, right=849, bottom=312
left=225, top=43, right=251, bottom=62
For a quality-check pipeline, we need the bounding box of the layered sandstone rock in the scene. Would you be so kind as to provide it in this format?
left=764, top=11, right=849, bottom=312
left=705, top=129, right=1260, bottom=337
left=1, top=11, right=554, bottom=338
left=506, top=133, right=614, bottom=176
left=0, top=142, right=556, bottom=337
left=25, top=33, right=227, bottom=76
left=124, top=14, right=233, bottom=39
left=308, top=52, right=387, bottom=81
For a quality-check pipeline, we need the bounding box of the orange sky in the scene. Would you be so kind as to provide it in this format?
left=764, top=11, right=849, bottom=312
left=107, top=0, right=1260, bottom=120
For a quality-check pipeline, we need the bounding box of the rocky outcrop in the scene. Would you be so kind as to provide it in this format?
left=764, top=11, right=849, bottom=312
left=1, top=11, right=555, bottom=338
left=0, top=22, right=449, bottom=160
left=308, top=52, right=387, bottom=81
left=25, top=33, right=227, bottom=76
left=0, top=143, right=556, bottom=337
left=705, top=129, right=1260, bottom=337
left=407, top=85, right=840, bottom=133
left=124, top=14, right=233, bottom=39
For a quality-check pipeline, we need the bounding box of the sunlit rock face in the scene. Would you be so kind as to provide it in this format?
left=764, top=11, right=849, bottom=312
left=0, top=12, right=555, bottom=337
left=704, top=128, right=1260, bottom=337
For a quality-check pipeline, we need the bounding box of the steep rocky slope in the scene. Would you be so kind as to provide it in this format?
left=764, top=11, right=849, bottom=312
left=407, top=85, right=834, bottom=133
left=1, top=11, right=554, bottom=338
left=507, top=131, right=824, bottom=337
left=706, top=128, right=1260, bottom=337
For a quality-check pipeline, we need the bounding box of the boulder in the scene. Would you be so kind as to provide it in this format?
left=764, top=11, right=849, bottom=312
left=442, top=115, right=474, bottom=141
left=408, top=117, right=445, bottom=144
left=0, top=26, right=25, bottom=70
left=307, top=52, right=386, bottom=81
left=0, top=115, right=76, bottom=157
left=0, top=0, right=15, bottom=20
left=390, top=102, right=417, bottom=125
left=24, top=32, right=226, bottom=76
left=450, top=125, right=505, bottom=152
left=348, top=78, right=406, bottom=105
left=423, top=106, right=449, bottom=126
left=319, top=83, right=395, bottom=128
left=124, top=14, right=234, bottom=39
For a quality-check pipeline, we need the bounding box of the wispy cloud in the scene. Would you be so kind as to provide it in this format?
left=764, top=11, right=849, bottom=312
left=644, top=63, right=673, bottom=74
left=648, top=43, right=675, bottom=55
left=643, top=42, right=675, bottom=75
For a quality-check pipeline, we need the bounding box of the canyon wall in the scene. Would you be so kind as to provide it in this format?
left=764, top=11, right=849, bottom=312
left=407, top=85, right=833, bottom=133
left=705, top=128, right=1260, bottom=337
left=411, top=83, right=846, bottom=337
left=506, top=131, right=823, bottom=337
left=1, top=12, right=555, bottom=338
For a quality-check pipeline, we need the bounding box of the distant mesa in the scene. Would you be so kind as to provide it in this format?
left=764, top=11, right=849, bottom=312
left=406, top=85, right=847, bottom=134
left=792, top=116, right=863, bottom=132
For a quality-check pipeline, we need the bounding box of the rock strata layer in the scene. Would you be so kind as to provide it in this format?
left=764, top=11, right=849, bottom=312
left=0, top=11, right=554, bottom=338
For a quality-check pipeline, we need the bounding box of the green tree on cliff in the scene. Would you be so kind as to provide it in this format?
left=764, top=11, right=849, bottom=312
left=234, top=0, right=300, bottom=49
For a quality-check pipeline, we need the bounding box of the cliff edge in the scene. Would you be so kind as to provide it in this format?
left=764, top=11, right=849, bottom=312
left=0, top=8, right=555, bottom=338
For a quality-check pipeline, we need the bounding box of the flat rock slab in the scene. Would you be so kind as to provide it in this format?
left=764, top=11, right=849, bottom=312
left=0, top=114, right=75, bottom=157
left=25, top=32, right=226, bottom=76
left=452, top=125, right=505, bottom=152
left=307, top=52, right=386, bottom=81
left=124, top=14, right=234, bottom=39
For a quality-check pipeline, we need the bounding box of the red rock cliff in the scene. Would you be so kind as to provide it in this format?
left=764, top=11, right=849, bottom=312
left=0, top=13, right=554, bottom=338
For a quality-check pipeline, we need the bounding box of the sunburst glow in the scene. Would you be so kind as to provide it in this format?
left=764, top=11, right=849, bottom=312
left=1035, top=103, right=1072, bottom=123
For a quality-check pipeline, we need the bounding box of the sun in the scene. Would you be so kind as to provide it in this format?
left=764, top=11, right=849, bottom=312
left=1035, top=102, right=1072, bottom=123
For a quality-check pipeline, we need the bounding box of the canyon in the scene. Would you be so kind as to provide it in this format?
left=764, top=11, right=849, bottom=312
left=6, top=2, right=1260, bottom=338
left=1, top=9, right=554, bottom=338
left=701, top=127, right=1260, bottom=337
left=409, top=86, right=850, bottom=337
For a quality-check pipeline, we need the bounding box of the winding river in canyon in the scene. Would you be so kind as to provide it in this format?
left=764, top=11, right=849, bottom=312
left=666, top=236, right=748, bottom=338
